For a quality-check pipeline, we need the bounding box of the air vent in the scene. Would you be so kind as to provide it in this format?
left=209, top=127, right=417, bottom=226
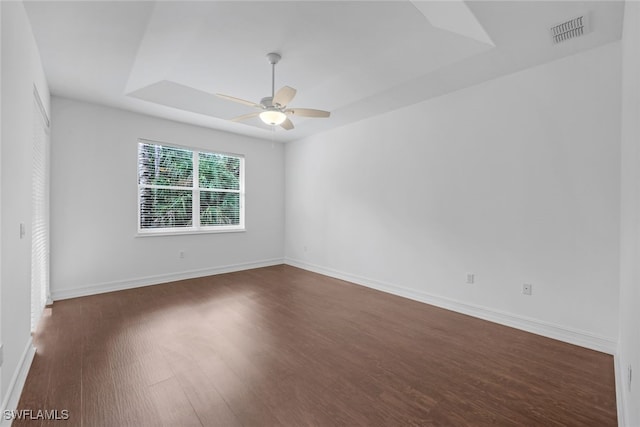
left=550, top=15, right=589, bottom=44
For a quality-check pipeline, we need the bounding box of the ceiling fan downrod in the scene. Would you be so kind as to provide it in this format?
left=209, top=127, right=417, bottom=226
left=266, top=52, right=281, bottom=100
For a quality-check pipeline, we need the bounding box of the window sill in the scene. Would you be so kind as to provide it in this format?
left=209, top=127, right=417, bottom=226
left=135, top=227, right=245, bottom=237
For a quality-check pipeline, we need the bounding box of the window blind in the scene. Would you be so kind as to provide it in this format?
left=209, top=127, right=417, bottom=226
left=31, top=89, right=50, bottom=332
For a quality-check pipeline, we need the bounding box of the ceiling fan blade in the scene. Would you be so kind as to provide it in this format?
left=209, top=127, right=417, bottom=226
left=286, top=108, right=330, bottom=118
left=230, top=112, right=261, bottom=122
left=216, top=93, right=261, bottom=108
left=280, top=118, right=294, bottom=130
left=273, top=86, right=297, bottom=107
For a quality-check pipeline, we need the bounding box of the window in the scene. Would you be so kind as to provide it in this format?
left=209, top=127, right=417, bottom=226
left=32, top=87, right=51, bottom=332
left=137, top=140, right=244, bottom=234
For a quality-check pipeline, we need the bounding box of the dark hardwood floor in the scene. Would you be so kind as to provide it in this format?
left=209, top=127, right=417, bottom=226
left=15, top=265, right=617, bottom=426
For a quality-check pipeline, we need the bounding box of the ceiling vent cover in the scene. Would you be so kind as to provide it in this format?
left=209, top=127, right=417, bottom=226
left=550, top=15, right=589, bottom=44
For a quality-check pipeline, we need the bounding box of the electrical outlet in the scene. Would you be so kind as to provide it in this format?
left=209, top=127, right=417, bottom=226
left=466, top=273, right=475, bottom=284
left=179, top=250, right=185, bottom=259
left=629, top=365, right=633, bottom=391
left=523, top=284, right=532, bottom=295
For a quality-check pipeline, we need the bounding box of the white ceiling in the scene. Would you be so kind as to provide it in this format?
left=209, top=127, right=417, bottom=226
left=24, top=1, right=624, bottom=142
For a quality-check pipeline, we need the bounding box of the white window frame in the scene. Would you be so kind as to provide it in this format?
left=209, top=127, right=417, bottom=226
left=137, top=139, right=245, bottom=236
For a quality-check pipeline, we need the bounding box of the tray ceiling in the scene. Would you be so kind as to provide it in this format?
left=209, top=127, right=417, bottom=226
left=24, top=1, right=624, bottom=142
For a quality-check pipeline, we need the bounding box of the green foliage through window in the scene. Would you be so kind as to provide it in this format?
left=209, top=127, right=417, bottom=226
left=199, top=152, right=240, bottom=190
left=138, top=141, right=244, bottom=232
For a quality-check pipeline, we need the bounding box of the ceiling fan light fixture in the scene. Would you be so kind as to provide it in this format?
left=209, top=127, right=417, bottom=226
left=260, top=110, right=287, bottom=126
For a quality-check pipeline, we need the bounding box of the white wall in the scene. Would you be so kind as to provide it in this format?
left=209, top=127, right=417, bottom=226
left=50, top=97, right=284, bottom=298
left=618, top=1, right=640, bottom=424
left=0, top=0, right=50, bottom=407
left=285, top=42, right=622, bottom=353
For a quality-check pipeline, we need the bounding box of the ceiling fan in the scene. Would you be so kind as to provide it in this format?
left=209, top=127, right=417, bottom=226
left=216, top=52, right=330, bottom=131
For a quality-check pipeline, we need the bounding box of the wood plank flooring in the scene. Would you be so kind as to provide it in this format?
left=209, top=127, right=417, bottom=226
left=15, top=265, right=617, bottom=426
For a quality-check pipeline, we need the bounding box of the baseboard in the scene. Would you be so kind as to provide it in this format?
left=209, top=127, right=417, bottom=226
left=51, top=258, right=285, bottom=301
left=614, top=352, right=628, bottom=427
left=284, top=257, right=617, bottom=355
left=0, top=338, right=36, bottom=427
